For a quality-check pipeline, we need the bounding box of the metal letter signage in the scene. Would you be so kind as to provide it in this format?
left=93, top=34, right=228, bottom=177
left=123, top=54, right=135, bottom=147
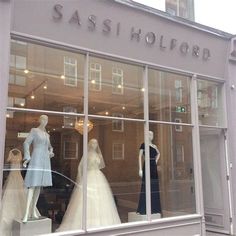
left=51, top=4, right=211, bottom=62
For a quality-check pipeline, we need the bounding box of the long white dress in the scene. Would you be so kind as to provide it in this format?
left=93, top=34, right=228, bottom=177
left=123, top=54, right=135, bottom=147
left=57, top=150, right=121, bottom=231
left=0, top=150, right=26, bottom=236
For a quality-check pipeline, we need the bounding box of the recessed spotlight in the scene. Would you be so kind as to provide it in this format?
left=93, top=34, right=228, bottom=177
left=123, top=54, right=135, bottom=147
left=20, top=103, right=25, bottom=107
left=61, top=75, right=65, bottom=79
left=105, top=111, right=109, bottom=115
left=122, top=106, right=126, bottom=110
left=141, top=88, right=145, bottom=92
left=117, top=84, right=122, bottom=89
left=24, top=69, right=29, bottom=74
left=6, top=114, right=10, bottom=118
left=91, top=80, right=96, bottom=84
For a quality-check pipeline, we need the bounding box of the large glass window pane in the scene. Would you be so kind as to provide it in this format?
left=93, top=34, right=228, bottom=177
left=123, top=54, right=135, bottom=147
left=3, top=111, right=84, bottom=233
left=88, top=57, right=144, bottom=119
left=149, top=123, right=196, bottom=217
left=86, top=119, right=145, bottom=228
left=197, top=80, right=224, bottom=126
left=149, top=69, right=191, bottom=124
left=9, top=40, right=84, bottom=113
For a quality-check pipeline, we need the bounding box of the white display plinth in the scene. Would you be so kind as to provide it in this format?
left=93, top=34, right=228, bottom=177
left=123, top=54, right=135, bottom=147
left=12, top=217, right=52, bottom=236
left=128, top=212, right=161, bottom=222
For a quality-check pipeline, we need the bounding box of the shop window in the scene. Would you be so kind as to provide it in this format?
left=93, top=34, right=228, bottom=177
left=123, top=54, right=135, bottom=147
left=112, top=67, right=124, bottom=94
left=197, top=80, right=223, bottom=126
left=89, top=63, right=102, bottom=91
left=88, top=57, right=143, bottom=119
left=10, top=55, right=26, bottom=86
left=112, top=143, right=125, bottom=160
left=112, top=113, right=124, bottom=132
left=149, top=69, right=191, bottom=123
left=64, top=56, right=77, bottom=87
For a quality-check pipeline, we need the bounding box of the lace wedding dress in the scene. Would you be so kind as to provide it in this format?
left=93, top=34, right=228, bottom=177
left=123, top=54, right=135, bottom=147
left=0, top=149, right=26, bottom=236
left=57, top=139, right=121, bottom=231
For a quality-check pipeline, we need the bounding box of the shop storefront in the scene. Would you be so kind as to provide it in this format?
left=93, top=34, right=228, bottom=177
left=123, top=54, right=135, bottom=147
left=0, top=0, right=235, bottom=235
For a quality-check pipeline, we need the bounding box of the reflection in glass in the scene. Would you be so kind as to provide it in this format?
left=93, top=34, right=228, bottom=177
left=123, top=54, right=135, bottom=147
left=137, top=131, right=162, bottom=216
left=149, top=69, right=191, bottom=123
left=88, top=119, right=146, bottom=226
left=197, top=80, right=224, bottom=126
left=149, top=123, right=195, bottom=217
left=88, top=57, right=144, bottom=119
left=200, top=128, right=224, bottom=211
left=3, top=111, right=84, bottom=232
left=9, top=40, right=85, bottom=112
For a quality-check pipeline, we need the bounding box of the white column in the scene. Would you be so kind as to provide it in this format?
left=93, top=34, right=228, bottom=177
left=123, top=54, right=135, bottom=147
left=0, top=0, right=12, bottom=200
left=190, top=74, right=206, bottom=236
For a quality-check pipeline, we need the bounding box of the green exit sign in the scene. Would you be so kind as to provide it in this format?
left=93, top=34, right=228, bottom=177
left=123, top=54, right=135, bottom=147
left=176, top=106, right=186, bottom=113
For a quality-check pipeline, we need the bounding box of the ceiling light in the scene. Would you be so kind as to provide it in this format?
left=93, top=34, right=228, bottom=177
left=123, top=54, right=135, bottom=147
left=43, top=82, right=47, bottom=89
left=61, top=75, right=65, bottom=79
left=30, top=91, right=35, bottom=99
left=91, top=79, right=96, bottom=84
left=122, top=106, right=126, bottom=110
left=20, top=103, right=25, bottom=107
left=24, top=69, right=29, bottom=74
left=105, top=111, right=109, bottom=115
left=141, top=88, right=145, bottom=92
left=6, top=114, right=10, bottom=118
left=75, top=118, right=94, bottom=135
left=117, top=84, right=122, bottom=89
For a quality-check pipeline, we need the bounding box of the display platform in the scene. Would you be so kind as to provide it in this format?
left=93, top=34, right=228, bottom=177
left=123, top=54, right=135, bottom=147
left=12, top=217, right=52, bottom=236
left=128, top=212, right=161, bottom=222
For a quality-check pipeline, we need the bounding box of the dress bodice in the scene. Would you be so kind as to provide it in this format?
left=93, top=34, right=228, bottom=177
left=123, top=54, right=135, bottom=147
left=140, top=143, right=159, bottom=161
left=87, top=152, right=101, bottom=170
left=7, top=150, right=22, bottom=168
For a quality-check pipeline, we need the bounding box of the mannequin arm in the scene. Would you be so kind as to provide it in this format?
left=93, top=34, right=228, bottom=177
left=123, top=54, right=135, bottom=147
left=48, top=136, right=54, bottom=158
left=138, top=149, right=144, bottom=177
left=155, top=152, right=160, bottom=164
left=23, top=129, right=34, bottom=166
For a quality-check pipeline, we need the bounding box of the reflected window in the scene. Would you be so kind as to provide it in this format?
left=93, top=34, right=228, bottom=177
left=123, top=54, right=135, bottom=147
left=90, top=63, right=102, bottom=91
left=166, top=0, right=194, bottom=20
left=112, top=143, right=125, bottom=160
left=112, top=67, right=124, bottom=95
left=112, top=113, right=124, bottom=132
left=64, top=56, right=77, bottom=87
left=197, top=80, right=223, bottom=126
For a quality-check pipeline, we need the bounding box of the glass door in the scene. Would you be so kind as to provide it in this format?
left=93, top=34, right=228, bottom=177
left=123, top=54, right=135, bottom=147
left=200, top=128, right=231, bottom=234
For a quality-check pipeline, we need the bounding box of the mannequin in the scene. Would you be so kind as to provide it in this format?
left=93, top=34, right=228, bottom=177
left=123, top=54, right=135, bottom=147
left=137, top=131, right=162, bottom=215
left=22, top=115, right=54, bottom=223
left=57, top=139, right=120, bottom=231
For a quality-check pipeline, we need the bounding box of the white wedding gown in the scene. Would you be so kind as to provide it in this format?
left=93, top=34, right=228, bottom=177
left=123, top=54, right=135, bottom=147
left=58, top=151, right=121, bottom=231
left=0, top=150, right=27, bottom=236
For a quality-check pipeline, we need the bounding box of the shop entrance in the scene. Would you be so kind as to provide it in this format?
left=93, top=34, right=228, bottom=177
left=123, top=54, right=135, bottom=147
left=200, top=128, right=231, bottom=234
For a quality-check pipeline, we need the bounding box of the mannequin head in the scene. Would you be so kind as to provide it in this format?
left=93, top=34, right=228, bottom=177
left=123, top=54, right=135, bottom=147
left=149, top=131, right=154, bottom=142
left=39, top=115, right=48, bottom=128
left=88, top=139, right=98, bottom=151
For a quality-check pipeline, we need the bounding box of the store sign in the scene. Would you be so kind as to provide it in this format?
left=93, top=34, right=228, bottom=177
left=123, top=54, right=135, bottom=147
left=17, top=132, right=29, bottom=138
left=52, top=4, right=211, bottom=61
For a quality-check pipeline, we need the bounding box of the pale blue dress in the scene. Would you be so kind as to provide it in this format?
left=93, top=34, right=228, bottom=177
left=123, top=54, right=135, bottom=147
left=23, top=128, right=53, bottom=188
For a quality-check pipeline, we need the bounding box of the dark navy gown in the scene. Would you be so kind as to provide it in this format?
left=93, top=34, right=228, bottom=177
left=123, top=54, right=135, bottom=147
left=137, top=143, right=162, bottom=215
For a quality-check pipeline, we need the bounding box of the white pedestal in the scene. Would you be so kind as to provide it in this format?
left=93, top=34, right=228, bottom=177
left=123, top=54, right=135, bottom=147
left=12, top=217, right=52, bottom=236
left=128, top=212, right=161, bottom=222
